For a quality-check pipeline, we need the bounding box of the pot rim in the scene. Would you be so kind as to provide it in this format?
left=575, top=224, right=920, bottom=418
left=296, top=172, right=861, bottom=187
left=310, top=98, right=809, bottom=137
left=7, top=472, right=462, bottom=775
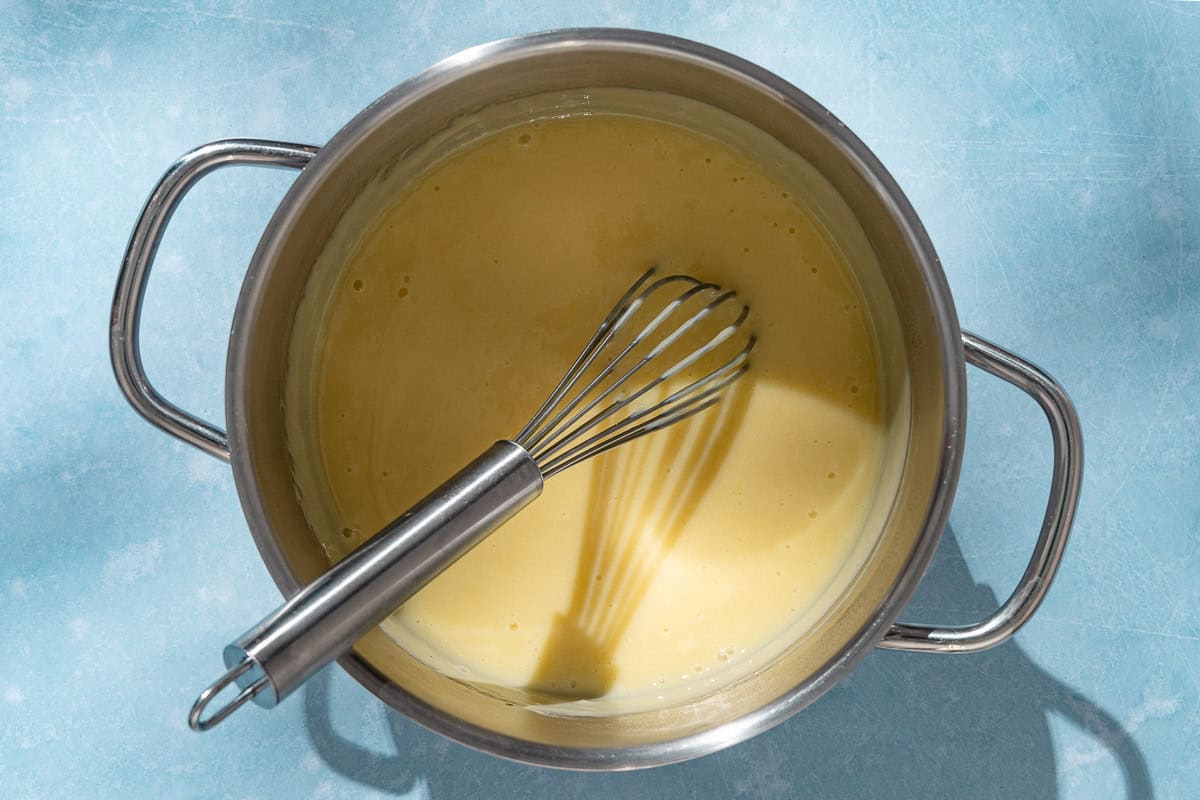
left=226, top=27, right=967, bottom=770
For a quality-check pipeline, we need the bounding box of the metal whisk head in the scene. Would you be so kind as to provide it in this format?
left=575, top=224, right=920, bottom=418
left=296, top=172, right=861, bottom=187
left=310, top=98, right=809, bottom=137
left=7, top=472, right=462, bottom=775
left=514, top=268, right=755, bottom=478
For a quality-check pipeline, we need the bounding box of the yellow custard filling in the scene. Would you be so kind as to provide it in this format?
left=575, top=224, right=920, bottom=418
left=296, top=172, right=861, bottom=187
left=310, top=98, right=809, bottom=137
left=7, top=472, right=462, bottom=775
left=286, top=90, right=904, bottom=708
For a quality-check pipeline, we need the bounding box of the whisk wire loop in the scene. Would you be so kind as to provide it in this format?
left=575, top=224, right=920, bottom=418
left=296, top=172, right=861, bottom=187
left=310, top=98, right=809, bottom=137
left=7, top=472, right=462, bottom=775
left=535, top=332, right=754, bottom=471
left=512, top=268, right=658, bottom=445
left=518, top=272, right=711, bottom=452
left=538, top=345, right=753, bottom=478
left=516, top=269, right=752, bottom=477
left=522, top=280, right=720, bottom=458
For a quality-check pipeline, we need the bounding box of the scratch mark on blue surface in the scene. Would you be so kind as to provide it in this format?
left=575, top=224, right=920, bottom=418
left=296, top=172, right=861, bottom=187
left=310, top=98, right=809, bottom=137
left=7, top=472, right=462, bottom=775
left=1040, top=615, right=1200, bottom=643
left=1146, top=0, right=1200, bottom=19
left=962, top=190, right=1013, bottom=297
left=80, top=0, right=354, bottom=39
left=716, top=750, right=734, bottom=796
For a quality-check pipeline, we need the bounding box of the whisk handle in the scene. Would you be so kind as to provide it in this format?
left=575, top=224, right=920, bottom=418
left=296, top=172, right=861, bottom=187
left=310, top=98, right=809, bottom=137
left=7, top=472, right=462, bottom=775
left=189, top=440, right=542, bottom=730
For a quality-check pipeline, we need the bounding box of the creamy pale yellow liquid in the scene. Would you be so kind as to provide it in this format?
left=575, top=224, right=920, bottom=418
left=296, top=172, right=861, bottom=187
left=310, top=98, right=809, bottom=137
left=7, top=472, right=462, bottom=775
left=287, top=92, right=899, bottom=707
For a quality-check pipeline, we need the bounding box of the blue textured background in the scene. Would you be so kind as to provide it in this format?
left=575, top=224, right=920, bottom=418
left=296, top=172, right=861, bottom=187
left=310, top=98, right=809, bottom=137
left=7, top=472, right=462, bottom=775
left=2, top=2, right=1197, bottom=798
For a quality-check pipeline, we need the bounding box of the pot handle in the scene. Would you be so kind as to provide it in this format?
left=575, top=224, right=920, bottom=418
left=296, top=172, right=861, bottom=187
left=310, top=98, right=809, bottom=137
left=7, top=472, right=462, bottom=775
left=109, top=139, right=319, bottom=461
left=878, top=331, right=1083, bottom=653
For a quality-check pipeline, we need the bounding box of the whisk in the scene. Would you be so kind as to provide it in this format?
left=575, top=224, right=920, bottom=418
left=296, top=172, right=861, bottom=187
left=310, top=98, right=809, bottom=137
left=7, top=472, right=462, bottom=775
left=189, top=267, right=755, bottom=730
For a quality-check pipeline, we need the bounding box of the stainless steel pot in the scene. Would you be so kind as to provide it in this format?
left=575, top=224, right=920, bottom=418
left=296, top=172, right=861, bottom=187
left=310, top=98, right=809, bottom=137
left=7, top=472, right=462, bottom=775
left=110, top=29, right=1083, bottom=769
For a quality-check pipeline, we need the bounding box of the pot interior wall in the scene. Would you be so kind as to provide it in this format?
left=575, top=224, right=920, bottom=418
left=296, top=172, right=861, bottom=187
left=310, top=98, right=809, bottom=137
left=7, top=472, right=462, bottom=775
left=228, top=32, right=960, bottom=764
